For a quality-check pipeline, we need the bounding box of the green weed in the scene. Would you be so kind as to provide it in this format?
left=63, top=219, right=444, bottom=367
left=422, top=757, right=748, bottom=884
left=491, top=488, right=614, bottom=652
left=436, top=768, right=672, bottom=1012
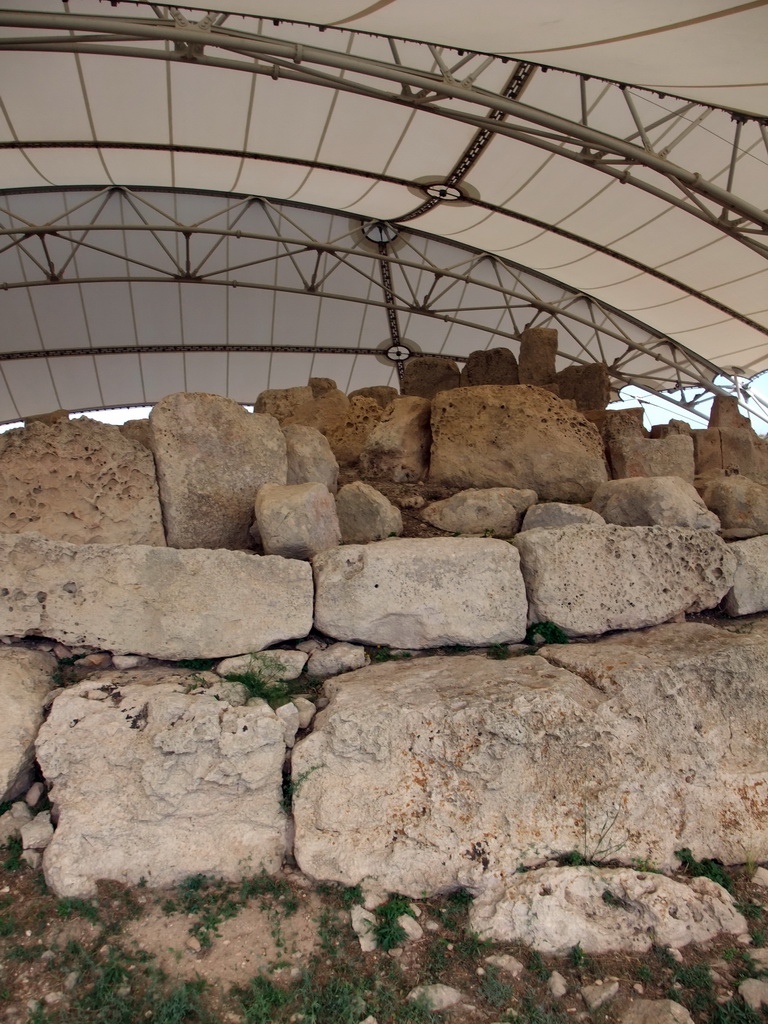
left=373, top=894, right=414, bottom=951
left=2, top=835, right=23, bottom=871
left=479, top=963, right=514, bottom=1007
left=176, top=658, right=217, bottom=671
left=225, top=654, right=295, bottom=707
left=528, top=949, right=552, bottom=981
left=0, top=910, right=16, bottom=936
left=487, top=643, right=512, bottom=660
left=525, top=621, right=570, bottom=646
left=676, top=847, right=733, bottom=892
left=56, top=897, right=100, bottom=923
left=368, top=645, right=411, bottom=663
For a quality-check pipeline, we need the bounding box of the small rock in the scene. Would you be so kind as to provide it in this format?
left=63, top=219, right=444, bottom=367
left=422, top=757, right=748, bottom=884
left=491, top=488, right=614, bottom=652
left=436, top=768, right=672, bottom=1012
left=669, top=948, right=684, bottom=962
left=425, top=920, right=440, bottom=932
left=752, top=866, right=768, bottom=888
left=296, top=638, right=326, bottom=654
left=633, top=984, right=644, bottom=994
left=111, top=655, right=148, bottom=670
left=749, top=949, right=768, bottom=969
left=276, top=702, right=300, bottom=748
left=306, top=642, right=368, bottom=680
left=739, top=979, right=768, bottom=1011
left=186, top=937, right=201, bottom=953
left=737, top=933, right=754, bottom=945
left=24, top=782, right=45, bottom=808
left=620, top=999, right=696, bottom=1024
left=485, top=954, right=525, bottom=978
left=79, top=653, right=112, bottom=669
left=52, top=644, right=73, bottom=660
left=549, top=972, right=568, bottom=998
left=44, top=992, right=63, bottom=1006
left=398, top=914, right=423, bottom=941
left=407, top=984, right=464, bottom=1011
left=292, top=697, right=316, bottom=731
left=388, top=948, right=403, bottom=959
left=0, top=802, right=32, bottom=845
left=22, top=849, right=42, bottom=870
left=350, top=905, right=377, bottom=953
left=582, top=981, right=620, bottom=1011
left=64, top=971, right=79, bottom=991
left=21, top=812, right=53, bottom=850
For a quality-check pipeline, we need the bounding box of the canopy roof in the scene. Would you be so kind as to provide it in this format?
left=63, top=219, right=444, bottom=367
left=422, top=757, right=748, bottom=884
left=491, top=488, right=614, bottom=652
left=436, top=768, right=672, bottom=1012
left=1, top=0, right=768, bottom=424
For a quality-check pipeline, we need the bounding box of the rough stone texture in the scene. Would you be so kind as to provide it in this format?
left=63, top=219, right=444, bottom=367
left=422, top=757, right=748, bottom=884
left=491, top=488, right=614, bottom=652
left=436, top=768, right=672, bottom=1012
left=709, top=395, right=752, bottom=431
left=582, top=981, right=620, bottom=1010
left=0, top=531, right=313, bottom=659
left=307, top=642, right=369, bottom=680
left=25, top=409, right=69, bottom=427
left=336, top=482, right=403, bottom=543
left=216, top=650, right=308, bottom=680
left=407, top=985, right=464, bottom=1010
left=348, top=386, right=399, bottom=409
left=421, top=488, right=537, bottom=538
left=590, top=477, right=720, bottom=530
left=520, top=502, right=606, bottom=531
left=0, top=803, right=33, bottom=846
left=254, top=386, right=313, bottom=424
left=518, top=327, right=558, bottom=387
left=470, top=867, right=747, bottom=953
left=313, top=538, right=527, bottom=648
left=254, top=482, right=340, bottom=559
left=282, top=424, right=339, bottom=494
left=621, top=1000, right=696, bottom=1024
left=459, top=348, right=519, bottom=387
left=401, top=356, right=460, bottom=400
left=294, top=621, right=768, bottom=895
left=351, top=904, right=377, bottom=952
left=150, top=394, right=287, bottom=550
left=0, top=648, right=56, bottom=802
left=514, top=525, right=734, bottom=636
left=37, top=673, right=287, bottom=896
left=556, top=363, right=611, bottom=412
left=739, top=980, right=768, bottom=1011
left=693, top=429, right=768, bottom=484
left=0, top=418, right=165, bottom=546
left=429, top=386, right=608, bottom=502
left=610, top=435, right=695, bottom=483
left=308, top=377, right=337, bottom=398
left=592, top=407, right=647, bottom=447
left=695, top=474, right=768, bottom=539
left=650, top=419, right=693, bottom=440
left=722, top=536, right=768, bottom=615
left=21, top=812, right=53, bottom=850
left=359, top=397, right=432, bottom=483
left=286, top=390, right=383, bottom=466
left=119, top=418, right=152, bottom=450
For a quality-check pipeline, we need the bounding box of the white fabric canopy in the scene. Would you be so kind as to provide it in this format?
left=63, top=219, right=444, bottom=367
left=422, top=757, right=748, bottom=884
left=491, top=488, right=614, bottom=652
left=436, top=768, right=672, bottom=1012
left=1, top=0, right=767, bottom=423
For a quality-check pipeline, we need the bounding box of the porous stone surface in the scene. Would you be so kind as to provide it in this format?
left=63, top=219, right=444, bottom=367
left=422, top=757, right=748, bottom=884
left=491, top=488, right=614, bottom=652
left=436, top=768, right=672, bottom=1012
left=401, top=356, right=460, bottom=399
left=520, top=502, right=605, bottom=531
left=590, top=477, right=720, bottom=530
left=254, top=386, right=313, bottom=424
left=0, top=418, right=165, bottom=546
left=313, top=538, right=527, bottom=648
left=470, top=867, right=748, bottom=953
left=695, top=475, right=768, bottom=539
left=216, top=650, right=308, bottom=681
left=460, top=348, right=518, bottom=387
left=37, top=672, right=287, bottom=896
left=293, top=621, right=768, bottom=895
left=150, top=393, right=287, bottom=549
left=611, top=435, right=695, bottom=483
left=335, top=482, right=403, bottom=544
left=722, top=536, right=768, bottom=615
left=283, top=424, right=339, bottom=494
left=119, top=418, right=152, bottom=450
left=556, top=363, right=611, bottom=412
left=0, top=531, right=313, bottom=659
left=421, top=487, right=537, bottom=538
left=348, top=386, right=399, bottom=409
left=518, top=327, right=558, bottom=387
left=621, top=1000, right=696, bottom=1024
left=286, top=390, right=383, bottom=466
left=429, top=386, right=608, bottom=502
left=359, top=397, right=432, bottom=483
left=0, top=648, right=56, bottom=802
left=254, top=482, right=340, bottom=559
left=306, top=642, right=369, bottom=679
left=514, top=525, right=734, bottom=636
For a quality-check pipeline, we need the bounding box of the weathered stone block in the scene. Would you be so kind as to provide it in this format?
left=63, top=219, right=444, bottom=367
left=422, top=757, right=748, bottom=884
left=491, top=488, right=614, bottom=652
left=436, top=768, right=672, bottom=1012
left=254, top=482, right=341, bottom=559
left=460, top=348, right=518, bottom=387
left=723, top=536, right=768, bottom=615
left=695, top=474, right=768, bottom=538
left=591, top=476, right=719, bottom=530
left=254, top=386, right=313, bottom=423
left=421, top=487, right=537, bottom=538
left=610, top=435, right=695, bottom=482
left=518, top=327, right=558, bottom=386
left=0, top=648, right=55, bottom=803
left=401, top=356, right=460, bottom=400
left=360, top=397, right=431, bottom=483
left=335, top=482, right=402, bottom=544
left=520, top=503, right=605, bottom=531
left=555, top=363, right=611, bottom=412
left=283, top=424, right=339, bottom=493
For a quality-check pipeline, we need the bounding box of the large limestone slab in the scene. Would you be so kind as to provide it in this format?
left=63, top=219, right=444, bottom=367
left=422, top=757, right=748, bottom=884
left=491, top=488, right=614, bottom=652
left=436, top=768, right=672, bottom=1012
left=360, top=397, right=432, bottom=483
left=429, top=386, right=608, bottom=502
left=0, top=532, right=313, bottom=659
left=150, top=393, right=287, bottom=549
left=590, top=476, right=719, bottom=530
left=610, top=435, right=695, bottom=483
left=0, top=418, right=165, bottom=546
left=313, top=538, right=527, bottom=648
left=37, top=673, right=287, bottom=895
left=514, top=525, right=734, bottom=636
left=285, top=390, right=383, bottom=466
left=293, top=621, right=768, bottom=896
left=0, top=648, right=55, bottom=803
left=471, top=867, right=748, bottom=953
left=723, top=536, right=768, bottom=615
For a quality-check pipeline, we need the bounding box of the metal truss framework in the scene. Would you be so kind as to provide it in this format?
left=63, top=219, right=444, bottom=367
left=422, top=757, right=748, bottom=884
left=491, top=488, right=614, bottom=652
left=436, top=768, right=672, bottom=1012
left=0, top=187, right=750, bottom=424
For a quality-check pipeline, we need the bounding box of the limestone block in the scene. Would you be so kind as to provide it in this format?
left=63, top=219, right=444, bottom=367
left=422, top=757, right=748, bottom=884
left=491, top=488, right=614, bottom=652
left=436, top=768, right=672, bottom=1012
left=255, top=482, right=340, bottom=559
left=348, top=386, right=399, bottom=409
left=591, top=407, right=646, bottom=446
left=359, top=397, right=431, bottom=483
left=693, top=429, right=723, bottom=477
left=0, top=418, right=165, bottom=546
left=0, top=531, right=313, bottom=659
left=460, top=348, right=518, bottom=387
left=429, top=386, right=608, bottom=502
left=514, top=525, right=735, bottom=636
left=650, top=419, right=693, bottom=440
left=610, top=435, right=695, bottom=483
left=37, top=676, right=287, bottom=895
left=590, top=477, right=720, bottom=530
left=254, top=386, right=313, bottom=424
left=621, top=1001, right=696, bottom=1024
left=118, top=418, right=152, bottom=450
left=308, top=377, right=337, bottom=398
left=0, top=803, right=33, bottom=846
left=520, top=503, right=605, bottom=531
left=313, top=538, right=527, bottom=648
left=216, top=650, right=308, bottom=680
left=695, top=475, right=768, bottom=538
left=307, top=642, right=369, bottom=679
left=471, top=867, right=747, bottom=953
left=0, top=648, right=55, bottom=802
left=723, top=536, right=768, bottom=615
left=283, top=424, right=339, bottom=494
left=709, top=395, right=752, bottom=430
left=294, top=621, right=768, bottom=897
left=421, top=487, right=537, bottom=538
left=556, top=363, right=611, bottom=412
left=286, top=390, right=382, bottom=466
left=25, top=409, right=69, bottom=426
left=401, top=356, right=460, bottom=400
left=518, top=326, right=558, bottom=386
left=149, top=393, right=287, bottom=550
left=335, top=482, right=402, bottom=544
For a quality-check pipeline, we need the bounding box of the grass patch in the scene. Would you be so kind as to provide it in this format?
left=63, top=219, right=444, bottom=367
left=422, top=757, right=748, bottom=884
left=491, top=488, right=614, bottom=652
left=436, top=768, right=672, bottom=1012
left=525, top=621, right=570, bottom=646
left=175, top=658, right=217, bottom=672
left=676, top=847, right=733, bottom=892
left=372, top=894, right=414, bottom=951
left=486, top=643, right=512, bottom=660
left=2, top=835, right=23, bottom=871
left=56, top=897, right=100, bottom=924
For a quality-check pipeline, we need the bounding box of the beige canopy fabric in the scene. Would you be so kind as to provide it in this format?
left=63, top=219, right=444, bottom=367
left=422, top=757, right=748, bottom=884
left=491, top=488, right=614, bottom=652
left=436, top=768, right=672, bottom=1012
left=1, top=0, right=767, bottom=423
